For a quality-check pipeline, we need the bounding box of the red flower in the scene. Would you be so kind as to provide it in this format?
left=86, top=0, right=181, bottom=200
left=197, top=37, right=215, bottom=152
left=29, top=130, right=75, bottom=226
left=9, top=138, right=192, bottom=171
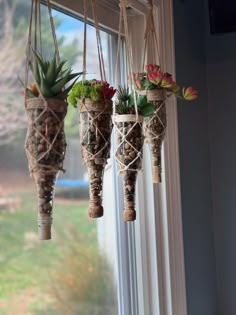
left=26, top=83, right=39, bottom=98
left=135, top=79, right=142, bottom=89
left=161, top=74, right=175, bottom=88
left=100, top=81, right=116, bottom=100
left=148, top=69, right=163, bottom=86
left=183, top=86, right=198, bottom=100
left=145, top=64, right=160, bottom=73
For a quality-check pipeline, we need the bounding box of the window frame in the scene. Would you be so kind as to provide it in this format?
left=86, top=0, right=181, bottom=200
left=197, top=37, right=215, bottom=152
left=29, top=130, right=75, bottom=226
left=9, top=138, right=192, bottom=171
left=50, top=1, right=187, bottom=314
left=131, top=2, right=187, bottom=314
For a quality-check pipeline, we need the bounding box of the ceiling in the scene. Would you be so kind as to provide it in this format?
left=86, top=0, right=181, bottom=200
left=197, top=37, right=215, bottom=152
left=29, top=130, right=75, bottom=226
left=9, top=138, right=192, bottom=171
left=98, top=0, right=149, bottom=15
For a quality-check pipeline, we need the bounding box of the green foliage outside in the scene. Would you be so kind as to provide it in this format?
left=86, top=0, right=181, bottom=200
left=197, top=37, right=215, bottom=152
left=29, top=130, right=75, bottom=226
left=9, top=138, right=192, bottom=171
left=0, top=191, right=118, bottom=315
left=0, top=0, right=80, bottom=65
left=0, top=0, right=82, bottom=144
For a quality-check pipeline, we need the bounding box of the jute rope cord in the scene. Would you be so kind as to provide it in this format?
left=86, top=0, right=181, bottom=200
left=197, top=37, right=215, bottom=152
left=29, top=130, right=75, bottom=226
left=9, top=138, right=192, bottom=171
left=114, top=0, right=141, bottom=137
left=80, top=0, right=113, bottom=218
left=24, top=0, right=60, bottom=95
left=142, top=0, right=160, bottom=70
left=140, top=0, right=169, bottom=183
left=80, top=99, right=111, bottom=163
left=24, top=0, right=66, bottom=240
left=114, top=0, right=144, bottom=221
left=144, top=96, right=167, bottom=141
left=115, top=115, right=143, bottom=173
left=143, top=91, right=168, bottom=183
left=25, top=0, right=65, bottom=175
left=25, top=100, right=66, bottom=173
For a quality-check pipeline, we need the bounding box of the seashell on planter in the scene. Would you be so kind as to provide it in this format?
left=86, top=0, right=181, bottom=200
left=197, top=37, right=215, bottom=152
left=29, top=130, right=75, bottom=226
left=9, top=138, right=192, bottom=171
left=79, top=98, right=113, bottom=218
left=115, top=114, right=144, bottom=221
left=143, top=89, right=167, bottom=184
left=25, top=97, right=67, bottom=240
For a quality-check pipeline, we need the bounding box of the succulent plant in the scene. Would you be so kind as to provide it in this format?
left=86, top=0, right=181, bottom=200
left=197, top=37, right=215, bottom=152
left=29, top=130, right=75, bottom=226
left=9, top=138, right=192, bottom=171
left=26, top=51, right=83, bottom=100
left=67, top=79, right=116, bottom=107
left=132, top=63, right=198, bottom=101
left=115, top=85, right=155, bottom=117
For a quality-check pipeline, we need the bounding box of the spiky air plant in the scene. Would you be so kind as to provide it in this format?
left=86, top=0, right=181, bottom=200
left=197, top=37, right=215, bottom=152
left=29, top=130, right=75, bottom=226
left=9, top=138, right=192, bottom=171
left=26, top=51, right=82, bottom=100
left=115, top=85, right=155, bottom=117
left=114, top=85, right=130, bottom=114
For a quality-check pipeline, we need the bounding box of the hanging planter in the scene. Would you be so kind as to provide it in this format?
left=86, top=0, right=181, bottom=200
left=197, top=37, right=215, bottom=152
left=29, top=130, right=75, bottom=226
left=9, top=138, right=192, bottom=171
left=25, top=97, right=67, bottom=239
left=25, top=53, right=81, bottom=240
left=134, top=0, right=198, bottom=183
left=115, top=115, right=143, bottom=221
left=68, top=80, right=116, bottom=218
left=133, top=64, right=198, bottom=183
left=139, top=86, right=167, bottom=183
left=24, top=0, right=82, bottom=240
left=114, top=86, right=154, bottom=221
left=66, top=0, right=116, bottom=218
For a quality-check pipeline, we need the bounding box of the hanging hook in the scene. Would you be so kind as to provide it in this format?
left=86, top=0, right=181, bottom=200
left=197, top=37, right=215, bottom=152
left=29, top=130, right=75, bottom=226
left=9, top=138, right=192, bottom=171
left=146, top=0, right=153, bottom=11
left=119, top=0, right=132, bottom=9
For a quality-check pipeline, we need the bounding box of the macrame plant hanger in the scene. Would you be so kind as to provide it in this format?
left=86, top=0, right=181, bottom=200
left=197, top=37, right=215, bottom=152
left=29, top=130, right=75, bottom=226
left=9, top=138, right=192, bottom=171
left=24, top=0, right=67, bottom=240
left=141, top=0, right=167, bottom=184
left=79, top=0, right=113, bottom=218
left=114, top=0, right=144, bottom=221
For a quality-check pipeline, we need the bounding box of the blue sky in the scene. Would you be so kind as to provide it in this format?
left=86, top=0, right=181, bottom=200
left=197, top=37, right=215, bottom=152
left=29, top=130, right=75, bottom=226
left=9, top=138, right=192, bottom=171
left=52, top=9, right=109, bottom=80
left=53, top=10, right=85, bottom=32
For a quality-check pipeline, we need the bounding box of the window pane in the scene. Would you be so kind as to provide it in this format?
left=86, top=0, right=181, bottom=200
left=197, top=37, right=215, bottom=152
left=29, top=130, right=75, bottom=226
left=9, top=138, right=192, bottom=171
left=0, top=2, right=118, bottom=314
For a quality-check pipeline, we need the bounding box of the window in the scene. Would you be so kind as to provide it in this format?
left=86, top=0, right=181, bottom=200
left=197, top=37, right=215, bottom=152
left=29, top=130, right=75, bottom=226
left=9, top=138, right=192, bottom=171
left=0, top=1, right=188, bottom=315
left=0, top=2, right=119, bottom=314
left=99, top=2, right=188, bottom=315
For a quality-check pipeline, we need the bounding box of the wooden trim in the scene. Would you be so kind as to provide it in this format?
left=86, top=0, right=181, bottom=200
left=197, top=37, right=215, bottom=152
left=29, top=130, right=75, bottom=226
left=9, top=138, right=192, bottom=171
left=50, top=0, right=147, bottom=33
left=158, top=0, right=188, bottom=314
left=51, top=0, right=120, bottom=33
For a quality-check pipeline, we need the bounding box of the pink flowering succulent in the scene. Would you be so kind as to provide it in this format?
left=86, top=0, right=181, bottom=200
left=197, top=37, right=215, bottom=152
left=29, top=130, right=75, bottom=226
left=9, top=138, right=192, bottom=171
left=132, top=64, right=198, bottom=101
left=148, top=69, right=163, bottom=86
left=145, top=64, right=160, bottom=73
left=182, top=86, right=198, bottom=100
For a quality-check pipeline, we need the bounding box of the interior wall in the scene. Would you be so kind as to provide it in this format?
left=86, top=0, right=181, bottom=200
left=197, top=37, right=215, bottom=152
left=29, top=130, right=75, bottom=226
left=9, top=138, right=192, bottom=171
left=173, top=0, right=218, bottom=314
left=207, top=18, right=236, bottom=315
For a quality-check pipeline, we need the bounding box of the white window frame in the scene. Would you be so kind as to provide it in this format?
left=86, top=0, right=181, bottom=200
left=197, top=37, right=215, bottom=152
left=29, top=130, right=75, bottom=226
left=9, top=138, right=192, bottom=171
left=127, top=1, right=187, bottom=315
left=51, top=1, right=187, bottom=315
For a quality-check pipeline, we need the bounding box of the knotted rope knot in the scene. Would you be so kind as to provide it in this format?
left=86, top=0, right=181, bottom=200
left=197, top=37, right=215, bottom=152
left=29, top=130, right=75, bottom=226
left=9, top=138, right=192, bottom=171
left=154, top=106, right=162, bottom=115
left=146, top=0, right=153, bottom=10
left=119, top=0, right=131, bottom=8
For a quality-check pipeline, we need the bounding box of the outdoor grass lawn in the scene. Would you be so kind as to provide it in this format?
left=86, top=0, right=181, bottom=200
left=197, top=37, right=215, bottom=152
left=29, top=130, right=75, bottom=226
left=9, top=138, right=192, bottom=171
left=0, top=190, right=96, bottom=314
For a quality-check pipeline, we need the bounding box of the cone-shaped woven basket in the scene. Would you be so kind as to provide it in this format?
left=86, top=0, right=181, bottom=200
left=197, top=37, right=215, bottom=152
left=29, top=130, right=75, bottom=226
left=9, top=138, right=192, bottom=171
left=115, top=114, right=144, bottom=221
left=79, top=98, right=113, bottom=218
left=25, top=97, right=67, bottom=240
left=143, top=89, right=166, bottom=183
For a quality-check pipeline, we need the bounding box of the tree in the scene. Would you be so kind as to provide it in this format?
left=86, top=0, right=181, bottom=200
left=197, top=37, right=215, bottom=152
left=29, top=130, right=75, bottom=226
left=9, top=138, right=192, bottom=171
left=0, top=0, right=26, bottom=145
left=0, top=0, right=81, bottom=145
